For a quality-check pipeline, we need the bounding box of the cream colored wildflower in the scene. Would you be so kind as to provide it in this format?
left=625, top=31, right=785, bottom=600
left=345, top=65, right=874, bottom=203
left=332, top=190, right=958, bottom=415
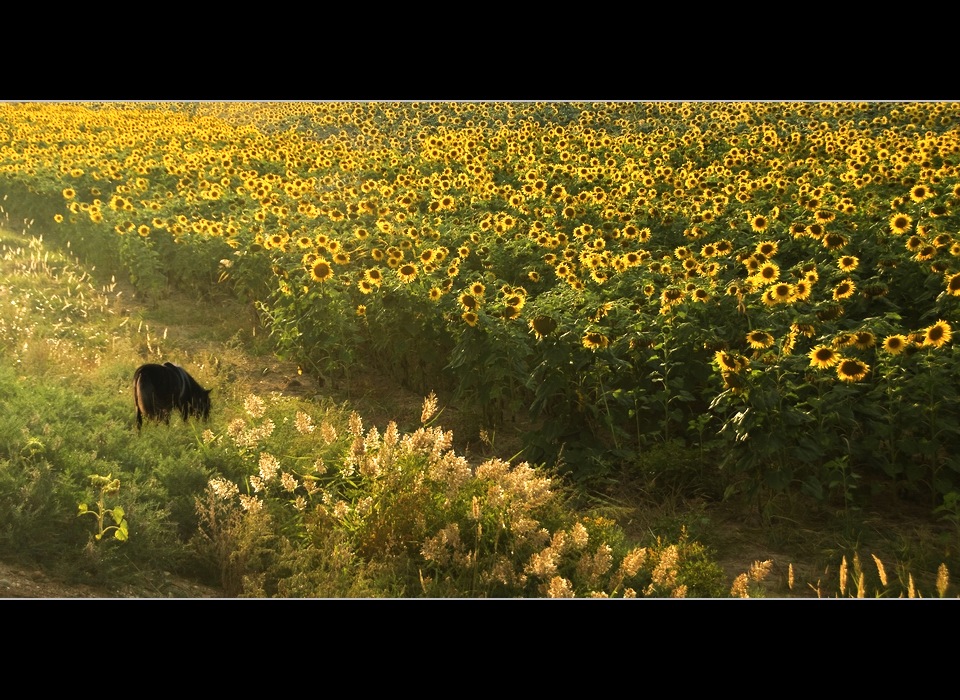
left=454, top=549, right=476, bottom=570
left=356, top=496, right=374, bottom=516
left=383, top=421, right=399, bottom=450
left=293, top=495, right=307, bottom=512
left=226, top=418, right=247, bottom=441
left=313, top=457, right=327, bottom=475
left=730, top=573, right=750, bottom=598
left=526, top=547, right=561, bottom=578
left=281, top=471, right=298, bottom=492
left=470, top=495, right=481, bottom=521
left=249, top=475, right=264, bottom=493
left=872, top=554, right=888, bottom=588
left=294, top=410, right=315, bottom=434
left=576, top=544, right=613, bottom=588
left=546, top=576, right=575, bottom=598
left=429, top=452, right=473, bottom=494
left=485, top=483, right=507, bottom=510
left=623, top=588, right=637, bottom=598
left=332, top=500, right=350, bottom=519
left=234, top=419, right=275, bottom=448
left=350, top=434, right=366, bottom=465
left=201, top=429, right=217, bottom=444
left=750, top=559, right=773, bottom=582
left=480, top=555, right=519, bottom=587
left=348, top=411, right=363, bottom=437
left=208, top=477, right=239, bottom=501
left=671, top=585, right=688, bottom=598
left=619, top=546, right=649, bottom=578
left=569, top=521, right=590, bottom=549
left=421, top=391, right=439, bottom=424
left=364, top=425, right=381, bottom=452
left=244, top=394, right=266, bottom=419
left=320, top=421, right=338, bottom=444
left=359, top=455, right=380, bottom=478
left=239, top=494, right=263, bottom=514
left=258, top=419, right=275, bottom=440
left=474, top=457, right=510, bottom=481
left=421, top=524, right=461, bottom=565
left=937, top=563, right=949, bottom=598
left=513, top=518, right=548, bottom=547
left=259, top=452, right=280, bottom=483
left=648, top=544, right=680, bottom=594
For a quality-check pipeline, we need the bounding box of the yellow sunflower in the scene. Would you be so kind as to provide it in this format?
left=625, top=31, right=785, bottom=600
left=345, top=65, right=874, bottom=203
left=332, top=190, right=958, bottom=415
left=882, top=334, right=909, bottom=355
left=945, top=272, right=960, bottom=296
left=836, top=358, right=870, bottom=382
left=754, top=262, right=780, bottom=285
left=852, top=331, right=876, bottom=350
left=755, top=240, right=778, bottom=257
left=833, top=279, right=856, bottom=301
left=458, top=293, right=479, bottom=311
left=397, top=263, right=418, bottom=283
left=923, top=320, right=952, bottom=348
left=310, top=258, right=334, bottom=283
left=809, top=345, right=840, bottom=369
left=529, top=316, right=558, bottom=340
left=838, top=255, right=859, bottom=272
left=582, top=332, right=610, bottom=351
left=746, top=330, right=775, bottom=350
left=750, top=214, right=769, bottom=233
left=889, top=213, right=912, bottom=235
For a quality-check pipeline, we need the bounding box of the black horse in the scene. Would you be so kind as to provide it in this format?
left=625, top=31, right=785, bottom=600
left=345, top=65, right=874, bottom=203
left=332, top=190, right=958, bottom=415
left=134, top=362, right=211, bottom=432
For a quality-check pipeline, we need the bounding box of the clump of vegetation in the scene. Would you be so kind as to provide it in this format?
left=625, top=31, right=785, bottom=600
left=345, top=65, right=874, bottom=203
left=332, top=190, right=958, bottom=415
left=190, top=390, right=730, bottom=597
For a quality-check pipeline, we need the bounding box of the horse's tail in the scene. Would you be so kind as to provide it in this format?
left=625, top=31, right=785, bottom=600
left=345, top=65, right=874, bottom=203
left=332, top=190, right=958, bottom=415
left=133, top=367, right=149, bottom=432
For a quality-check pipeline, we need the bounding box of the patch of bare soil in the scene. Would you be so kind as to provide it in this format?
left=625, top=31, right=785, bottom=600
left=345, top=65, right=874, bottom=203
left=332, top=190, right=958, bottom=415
left=0, top=559, right=222, bottom=598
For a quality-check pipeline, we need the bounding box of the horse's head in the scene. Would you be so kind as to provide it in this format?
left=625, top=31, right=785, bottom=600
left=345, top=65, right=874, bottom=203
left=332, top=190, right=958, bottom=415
left=193, top=388, right=212, bottom=421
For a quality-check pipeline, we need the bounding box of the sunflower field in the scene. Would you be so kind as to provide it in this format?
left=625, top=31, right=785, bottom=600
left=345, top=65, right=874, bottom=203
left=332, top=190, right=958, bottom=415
left=2, top=100, right=960, bottom=517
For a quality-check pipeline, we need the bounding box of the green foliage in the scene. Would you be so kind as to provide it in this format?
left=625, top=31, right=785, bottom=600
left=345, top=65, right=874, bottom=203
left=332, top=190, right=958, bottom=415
left=78, top=474, right=129, bottom=542
left=118, top=233, right=167, bottom=301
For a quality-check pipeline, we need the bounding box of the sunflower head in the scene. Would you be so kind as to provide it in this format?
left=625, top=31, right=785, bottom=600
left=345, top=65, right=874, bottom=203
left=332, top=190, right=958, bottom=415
left=529, top=316, right=558, bottom=340
left=809, top=345, right=840, bottom=369
left=924, top=320, right=953, bottom=348
left=746, top=330, right=775, bottom=350
left=582, top=331, right=610, bottom=351
left=836, top=358, right=870, bottom=382
left=882, top=334, right=909, bottom=355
